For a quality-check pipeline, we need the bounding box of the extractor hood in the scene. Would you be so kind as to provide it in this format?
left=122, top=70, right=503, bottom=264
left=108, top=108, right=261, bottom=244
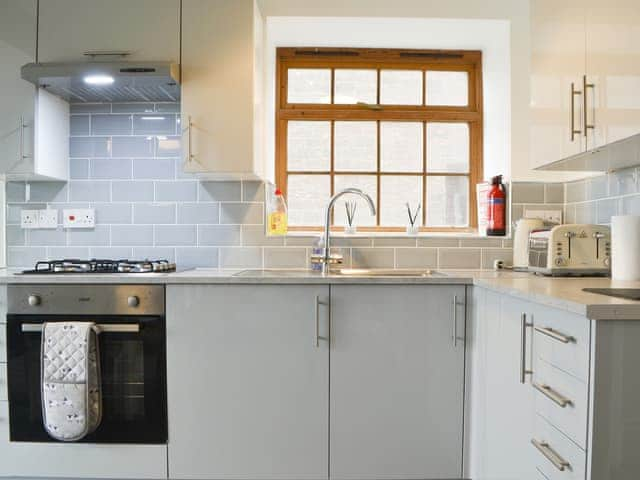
left=21, top=62, right=180, bottom=103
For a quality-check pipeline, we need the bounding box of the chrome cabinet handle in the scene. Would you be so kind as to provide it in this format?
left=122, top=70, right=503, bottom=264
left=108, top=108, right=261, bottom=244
left=18, top=116, right=30, bottom=162
left=570, top=83, right=582, bottom=141
left=183, top=115, right=194, bottom=164
left=452, top=295, right=458, bottom=347
left=533, top=382, right=573, bottom=408
left=531, top=439, right=571, bottom=471
left=534, top=326, right=575, bottom=344
left=520, top=313, right=533, bottom=384
left=583, top=75, right=595, bottom=137
left=21, top=324, right=139, bottom=333
left=314, top=295, right=328, bottom=347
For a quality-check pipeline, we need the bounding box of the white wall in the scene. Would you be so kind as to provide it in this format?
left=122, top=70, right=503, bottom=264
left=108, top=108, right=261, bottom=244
left=263, top=16, right=510, bottom=184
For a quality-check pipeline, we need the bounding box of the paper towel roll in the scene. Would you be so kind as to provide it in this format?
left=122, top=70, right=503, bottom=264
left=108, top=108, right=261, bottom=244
left=612, top=215, right=640, bottom=280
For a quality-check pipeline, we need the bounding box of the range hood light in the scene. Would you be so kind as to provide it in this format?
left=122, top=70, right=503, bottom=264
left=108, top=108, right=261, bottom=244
left=83, top=74, right=115, bottom=85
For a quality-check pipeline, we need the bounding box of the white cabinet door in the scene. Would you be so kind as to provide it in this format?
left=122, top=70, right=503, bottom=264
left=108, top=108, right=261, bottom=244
left=0, top=0, right=36, bottom=173
left=585, top=0, right=640, bottom=148
left=180, top=0, right=259, bottom=177
left=530, top=0, right=586, bottom=167
left=167, top=285, right=329, bottom=480
left=467, top=288, right=537, bottom=480
left=329, top=285, right=465, bottom=480
left=37, top=0, right=180, bottom=63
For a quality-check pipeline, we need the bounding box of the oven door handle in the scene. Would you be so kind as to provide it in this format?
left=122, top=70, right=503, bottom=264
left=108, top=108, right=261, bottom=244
left=21, top=324, right=140, bottom=333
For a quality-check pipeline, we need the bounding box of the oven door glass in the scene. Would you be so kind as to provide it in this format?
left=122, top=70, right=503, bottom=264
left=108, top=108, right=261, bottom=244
left=6, top=315, right=167, bottom=444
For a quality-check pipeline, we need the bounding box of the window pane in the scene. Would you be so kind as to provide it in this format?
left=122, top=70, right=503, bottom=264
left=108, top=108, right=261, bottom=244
left=334, top=175, right=378, bottom=227
left=425, top=71, right=469, bottom=106
left=287, top=175, right=331, bottom=226
left=380, top=70, right=423, bottom=105
left=426, top=176, right=469, bottom=227
left=287, top=121, right=331, bottom=171
left=426, top=123, right=469, bottom=173
left=334, top=121, right=377, bottom=171
left=287, top=69, right=331, bottom=104
left=334, top=69, right=377, bottom=104
left=380, top=176, right=422, bottom=226
left=380, top=122, right=423, bottom=172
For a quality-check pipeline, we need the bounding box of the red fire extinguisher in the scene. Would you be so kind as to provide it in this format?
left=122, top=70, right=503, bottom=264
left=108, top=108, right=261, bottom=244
left=487, top=175, right=506, bottom=236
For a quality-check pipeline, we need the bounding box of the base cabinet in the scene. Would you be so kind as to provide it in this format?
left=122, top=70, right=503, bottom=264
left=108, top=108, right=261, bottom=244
left=167, top=284, right=466, bottom=480
left=330, top=285, right=465, bottom=480
left=167, top=284, right=330, bottom=480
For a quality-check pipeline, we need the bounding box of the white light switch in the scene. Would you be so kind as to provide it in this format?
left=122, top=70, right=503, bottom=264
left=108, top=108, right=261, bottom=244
left=21, top=210, right=39, bottom=229
left=38, top=209, right=58, bottom=229
left=63, top=209, right=96, bottom=229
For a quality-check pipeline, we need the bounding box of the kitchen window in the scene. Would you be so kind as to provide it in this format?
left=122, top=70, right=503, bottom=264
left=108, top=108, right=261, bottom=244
left=275, top=47, right=483, bottom=232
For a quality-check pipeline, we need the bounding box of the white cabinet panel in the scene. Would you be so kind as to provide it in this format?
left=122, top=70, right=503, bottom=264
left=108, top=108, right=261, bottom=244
left=330, top=285, right=465, bottom=479
left=37, top=0, right=180, bottom=63
left=585, top=0, right=640, bottom=148
left=180, top=0, right=260, bottom=178
left=530, top=0, right=586, bottom=168
left=167, top=285, right=329, bottom=480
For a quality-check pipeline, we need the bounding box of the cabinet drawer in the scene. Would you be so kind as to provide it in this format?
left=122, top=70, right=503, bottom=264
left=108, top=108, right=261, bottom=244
left=533, top=358, right=588, bottom=450
left=532, top=414, right=586, bottom=480
left=532, top=305, right=590, bottom=381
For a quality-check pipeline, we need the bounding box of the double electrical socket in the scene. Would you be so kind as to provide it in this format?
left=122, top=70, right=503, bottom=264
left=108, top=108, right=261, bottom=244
left=21, top=209, right=58, bottom=229
left=21, top=208, right=96, bottom=229
left=523, top=208, right=563, bottom=224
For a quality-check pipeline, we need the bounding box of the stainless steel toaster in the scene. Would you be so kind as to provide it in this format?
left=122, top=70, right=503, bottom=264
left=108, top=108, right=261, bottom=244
left=528, top=224, right=611, bottom=276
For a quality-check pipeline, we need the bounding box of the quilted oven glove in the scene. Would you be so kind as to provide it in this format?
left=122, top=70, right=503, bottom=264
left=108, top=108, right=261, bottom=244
left=41, top=322, right=102, bottom=441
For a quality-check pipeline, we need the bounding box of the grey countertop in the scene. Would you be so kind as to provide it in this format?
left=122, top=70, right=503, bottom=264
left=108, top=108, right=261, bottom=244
left=1, top=268, right=639, bottom=320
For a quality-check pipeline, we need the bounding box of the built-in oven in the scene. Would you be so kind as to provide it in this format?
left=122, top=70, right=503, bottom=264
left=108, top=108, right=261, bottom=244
left=6, top=284, right=167, bottom=444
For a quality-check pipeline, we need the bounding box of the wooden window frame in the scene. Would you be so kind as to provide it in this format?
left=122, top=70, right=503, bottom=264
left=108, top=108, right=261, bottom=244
left=275, top=47, right=483, bottom=233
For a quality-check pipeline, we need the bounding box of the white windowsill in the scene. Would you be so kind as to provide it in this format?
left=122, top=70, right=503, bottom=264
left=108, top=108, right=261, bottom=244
left=277, top=230, right=512, bottom=240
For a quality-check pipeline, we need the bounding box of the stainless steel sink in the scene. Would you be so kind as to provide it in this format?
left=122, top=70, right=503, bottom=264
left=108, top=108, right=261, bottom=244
left=233, top=268, right=444, bottom=278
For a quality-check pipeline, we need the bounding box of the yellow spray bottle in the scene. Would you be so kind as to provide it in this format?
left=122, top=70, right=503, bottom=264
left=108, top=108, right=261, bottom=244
left=267, top=188, right=288, bottom=235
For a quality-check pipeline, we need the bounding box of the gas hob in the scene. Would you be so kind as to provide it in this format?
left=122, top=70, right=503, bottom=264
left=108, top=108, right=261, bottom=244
left=18, top=259, right=177, bottom=274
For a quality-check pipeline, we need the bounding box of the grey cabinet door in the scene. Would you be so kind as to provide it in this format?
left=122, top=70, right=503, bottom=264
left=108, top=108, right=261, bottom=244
left=329, top=285, right=466, bottom=480
left=167, top=284, right=329, bottom=480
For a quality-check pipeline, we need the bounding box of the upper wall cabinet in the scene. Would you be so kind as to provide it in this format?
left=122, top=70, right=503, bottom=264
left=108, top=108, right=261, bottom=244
left=531, top=0, right=640, bottom=170
left=530, top=0, right=586, bottom=169
left=585, top=0, right=640, bottom=149
left=0, top=0, right=68, bottom=181
left=180, top=0, right=263, bottom=179
left=37, top=0, right=180, bottom=63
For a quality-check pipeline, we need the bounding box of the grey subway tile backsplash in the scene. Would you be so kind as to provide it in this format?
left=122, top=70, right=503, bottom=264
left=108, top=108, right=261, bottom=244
left=112, top=181, right=154, bottom=202
left=586, top=175, right=609, bottom=200
left=132, top=114, right=176, bottom=135
left=395, top=248, right=437, bottom=269
left=220, top=203, right=263, bottom=225
left=111, top=225, right=154, bottom=246
left=112, top=103, right=155, bottom=114
left=155, top=136, right=181, bottom=157
left=133, top=204, right=176, bottom=224
left=565, top=180, right=587, bottom=203
left=241, top=225, right=284, bottom=246
left=28, top=182, right=68, bottom=203
left=621, top=195, right=640, bottom=215
left=438, top=248, right=482, bottom=269
left=177, top=203, right=219, bottom=224
left=70, top=115, right=90, bottom=136
left=70, top=137, right=111, bottom=157
left=6, top=225, right=25, bottom=246
left=154, top=225, right=197, bottom=246
left=90, top=158, right=132, bottom=179
left=8, top=247, right=47, bottom=267
left=544, top=183, right=564, bottom=204
left=49, top=247, right=90, bottom=259
left=197, top=225, right=241, bottom=246
left=93, top=203, right=133, bottom=224
left=264, top=247, right=307, bottom=268
left=176, top=247, right=218, bottom=268
left=596, top=198, right=619, bottom=223
left=155, top=103, right=180, bottom=113
left=511, top=182, right=545, bottom=204
left=219, top=247, right=262, bottom=269
left=155, top=181, right=198, bottom=201
left=70, top=158, right=89, bottom=179
left=132, top=247, right=175, bottom=262
left=112, top=136, right=154, bottom=157
left=67, top=226, right=110, bottom=246
left=91, top=247, right=134, bottom=259
left=28, top=228, right=66, bottom=246
left=242, top=181, right=265, bottom=202
left=70, top=104, right=111, bottom=114
left=608, top=167, right=638, bottom=197
left=199, top=182, right=241, bottom=202
left=133, top=158, right=175, bottom=179
left=481, top=248, right=514, bottom=270
left=69, top=181, right=111, bottom=202
left=91, top=114, right=132, bottom=135
left=351, top=248, right=394, bottom=268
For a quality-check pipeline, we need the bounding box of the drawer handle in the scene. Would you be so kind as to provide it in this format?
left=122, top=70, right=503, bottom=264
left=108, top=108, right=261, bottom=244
left=533, top=382, right=573, bottom=408
left=531, top=439, right=571, bottom=471
left=534, top=326, right=575, bottom=344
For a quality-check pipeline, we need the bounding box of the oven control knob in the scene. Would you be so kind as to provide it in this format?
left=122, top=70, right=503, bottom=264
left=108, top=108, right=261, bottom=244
left=127, top=296, right=140, bottom=308
left=28, top=295, right=41, bottom=307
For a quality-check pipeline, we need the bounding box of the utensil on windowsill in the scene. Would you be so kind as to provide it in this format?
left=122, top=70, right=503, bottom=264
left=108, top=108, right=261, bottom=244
left=345, top=201, right=357, bottom=234
left=406, top=202, right=421, bottom=235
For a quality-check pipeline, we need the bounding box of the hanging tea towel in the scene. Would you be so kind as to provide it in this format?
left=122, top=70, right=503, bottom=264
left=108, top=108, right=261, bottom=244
left=41, top=322, right=102, bottom=441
